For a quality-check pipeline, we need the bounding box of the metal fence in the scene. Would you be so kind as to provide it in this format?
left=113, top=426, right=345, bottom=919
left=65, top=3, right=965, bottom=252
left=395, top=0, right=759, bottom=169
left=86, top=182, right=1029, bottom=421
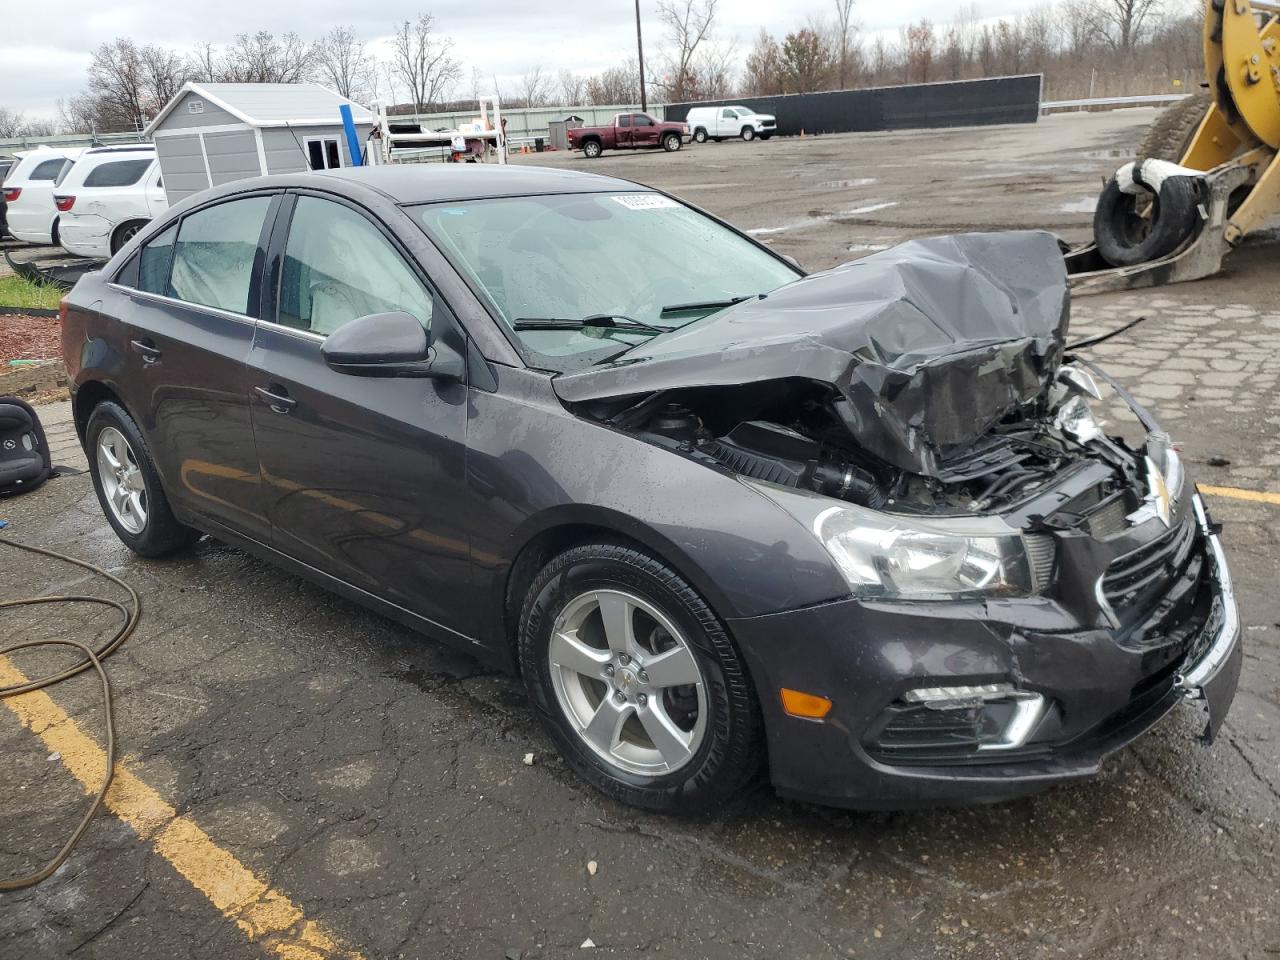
left=1041, top=94, right=1189, bottom=113
left=0, top=130, right=145, bottom=153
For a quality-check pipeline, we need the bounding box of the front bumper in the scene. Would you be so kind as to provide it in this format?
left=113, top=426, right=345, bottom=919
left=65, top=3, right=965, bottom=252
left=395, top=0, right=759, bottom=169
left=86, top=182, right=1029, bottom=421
left=728, top=492, right=1242, bottom=809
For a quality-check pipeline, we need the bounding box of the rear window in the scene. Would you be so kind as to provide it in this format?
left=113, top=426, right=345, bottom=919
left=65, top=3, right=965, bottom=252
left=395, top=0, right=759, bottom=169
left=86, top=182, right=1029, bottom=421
left=83, top=159, right=152, bottom=188
left=29, top=158, right=68, bottom=181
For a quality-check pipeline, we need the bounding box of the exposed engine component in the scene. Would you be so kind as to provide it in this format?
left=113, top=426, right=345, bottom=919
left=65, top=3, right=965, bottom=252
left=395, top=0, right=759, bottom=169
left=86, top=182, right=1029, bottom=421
left=647, top=403, right=704, bottom=444
left=704, top=421, right=886, bottom=508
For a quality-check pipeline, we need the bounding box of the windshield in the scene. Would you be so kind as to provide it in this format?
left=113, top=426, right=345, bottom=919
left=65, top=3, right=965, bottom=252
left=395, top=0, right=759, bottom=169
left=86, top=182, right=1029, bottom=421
left=414, top=192, right=800, bottom=369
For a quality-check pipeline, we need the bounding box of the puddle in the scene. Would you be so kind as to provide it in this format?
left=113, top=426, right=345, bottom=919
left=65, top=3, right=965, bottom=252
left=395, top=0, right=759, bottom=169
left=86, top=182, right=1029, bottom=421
left=1060, top=197, right=1098, bottom=213
left=1083, top=149, right=1130, bottom=159
left=848, top=243, right=891, bottom=252
left=819, top=178, right=877, bottom=189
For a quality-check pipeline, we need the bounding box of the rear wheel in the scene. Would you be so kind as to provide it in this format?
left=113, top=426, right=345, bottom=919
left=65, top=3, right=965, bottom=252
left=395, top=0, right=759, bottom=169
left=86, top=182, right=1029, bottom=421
left=662, top=132, right=682, bottom=152
left=86, top=402, right=199, bottom=557
left=740, top=126, right=755, bottom=141
left=582, top=140, right=602, bottom=159
left=519, top=543, right=762, bottom=813
left=110, top=220, right=146, bottom=255
left=693, top=128, right=708, bottom=143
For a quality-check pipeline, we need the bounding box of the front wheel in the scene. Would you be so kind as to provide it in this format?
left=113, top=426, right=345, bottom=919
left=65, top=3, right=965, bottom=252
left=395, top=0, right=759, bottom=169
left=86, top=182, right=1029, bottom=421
left=86, top=402, right=200, bottom=557
left=740, top=127, right=756, bottom=142
left=693, top=128, right=708, bottom=143
left=518, top=543, right=761, bottom=813
left=662, top=133, right=682, bottom=152
left=582, top=140, right=602, bottom=159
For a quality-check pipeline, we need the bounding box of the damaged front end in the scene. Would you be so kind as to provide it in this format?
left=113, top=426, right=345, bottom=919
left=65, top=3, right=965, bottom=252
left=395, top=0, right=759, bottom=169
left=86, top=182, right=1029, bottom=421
left=554, top=232, right=1241, bottom=798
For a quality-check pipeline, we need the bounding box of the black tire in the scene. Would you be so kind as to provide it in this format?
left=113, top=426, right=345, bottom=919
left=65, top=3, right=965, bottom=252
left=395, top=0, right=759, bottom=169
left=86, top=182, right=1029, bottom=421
left=662, top=133, right=682, bottom=153
left=86, top=401, right=200, bottom=558
left=693, top=128, right=708, bottom=143
left=1093, top=172, right=1202, bottom=267
left=712, top=136, right=725, bottom=142
left=518, top=543, right=762, bottom=813
left=50, top=218, right=60, bottom=247
left=759, top=134, right=772, bottom=140
left=740, top=126, right=755, bottom=142
left=1139, top=92, right=1213, bottom=164
left=582, top=139, right=602, bottom=159
left=110, top=220, right=147, bottom=256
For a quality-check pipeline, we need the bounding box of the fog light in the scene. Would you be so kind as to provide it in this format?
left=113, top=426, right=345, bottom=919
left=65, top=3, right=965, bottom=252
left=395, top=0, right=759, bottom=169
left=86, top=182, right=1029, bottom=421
left=868, top=684, right=1047, bottom=761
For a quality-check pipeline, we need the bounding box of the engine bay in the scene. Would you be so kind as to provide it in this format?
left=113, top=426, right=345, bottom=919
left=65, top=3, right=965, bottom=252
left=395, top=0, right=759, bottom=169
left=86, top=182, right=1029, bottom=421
left=583, top=364, right=1147, bottom=520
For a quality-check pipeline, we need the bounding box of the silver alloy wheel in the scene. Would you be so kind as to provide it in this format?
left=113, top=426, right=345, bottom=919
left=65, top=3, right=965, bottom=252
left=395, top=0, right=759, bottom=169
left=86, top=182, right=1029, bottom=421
left=96, top=426, right=148, bottom=535
left=549, top=588, right=707, bottom=776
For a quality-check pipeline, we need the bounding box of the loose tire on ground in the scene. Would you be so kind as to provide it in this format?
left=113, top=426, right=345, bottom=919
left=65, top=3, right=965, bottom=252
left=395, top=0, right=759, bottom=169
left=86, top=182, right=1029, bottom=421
left=518, top=542, right=762, bottom=813
left=86, top=401, right=200, bottom=557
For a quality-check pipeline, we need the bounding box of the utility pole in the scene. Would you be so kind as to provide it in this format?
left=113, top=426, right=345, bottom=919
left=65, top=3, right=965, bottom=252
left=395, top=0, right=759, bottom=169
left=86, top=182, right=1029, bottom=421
left=635, top=0, right=648, bottom=112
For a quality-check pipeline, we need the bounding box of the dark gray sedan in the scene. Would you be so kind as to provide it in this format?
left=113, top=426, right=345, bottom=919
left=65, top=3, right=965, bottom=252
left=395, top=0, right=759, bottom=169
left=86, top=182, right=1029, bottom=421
left=61, top=165, right=1241, bottom=811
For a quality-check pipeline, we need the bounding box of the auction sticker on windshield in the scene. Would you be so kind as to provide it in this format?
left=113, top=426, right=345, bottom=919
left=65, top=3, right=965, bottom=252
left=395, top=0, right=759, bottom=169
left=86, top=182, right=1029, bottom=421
left=612, top=194, right=680, bottom=210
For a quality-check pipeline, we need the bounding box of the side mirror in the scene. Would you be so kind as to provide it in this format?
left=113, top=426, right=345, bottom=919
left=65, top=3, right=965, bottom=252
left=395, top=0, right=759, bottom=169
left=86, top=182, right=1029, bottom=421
left=321, top=311, right=462, bottom=380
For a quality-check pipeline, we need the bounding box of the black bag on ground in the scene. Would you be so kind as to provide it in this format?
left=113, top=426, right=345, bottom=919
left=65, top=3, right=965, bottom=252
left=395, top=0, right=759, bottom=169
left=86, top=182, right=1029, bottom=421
left=0, top=396, right=52, bottom=497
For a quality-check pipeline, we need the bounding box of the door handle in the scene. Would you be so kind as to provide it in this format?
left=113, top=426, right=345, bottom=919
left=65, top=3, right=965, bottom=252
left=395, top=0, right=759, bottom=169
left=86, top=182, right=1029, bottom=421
left=254, top=385, right=297, bottom=414
left=130, top=339, right=161, bottom=363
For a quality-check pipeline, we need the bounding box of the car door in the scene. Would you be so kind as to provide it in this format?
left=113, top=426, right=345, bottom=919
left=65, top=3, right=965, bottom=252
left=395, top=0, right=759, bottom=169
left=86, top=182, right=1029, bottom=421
left=717, top=108, right=737, bottom=138
left=616, top=114, right=633, bottom=148
left=247, top=191, right=472, bottom=634
left=109, top=192, right=278, bottom=541
left=633, top=114, right=661, bottom=147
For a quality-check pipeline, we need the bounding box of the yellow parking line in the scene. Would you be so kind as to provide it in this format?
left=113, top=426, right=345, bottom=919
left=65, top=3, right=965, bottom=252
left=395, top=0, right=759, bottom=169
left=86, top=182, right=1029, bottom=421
left=0, top=656, right=363, bottom=960
left=1199, top=484, right=1280, bottom=506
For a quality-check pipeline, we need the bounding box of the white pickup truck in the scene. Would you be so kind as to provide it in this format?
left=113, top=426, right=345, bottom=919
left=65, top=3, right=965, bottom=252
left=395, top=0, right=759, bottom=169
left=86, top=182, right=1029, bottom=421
left=685, top=105, right=778, bottom=143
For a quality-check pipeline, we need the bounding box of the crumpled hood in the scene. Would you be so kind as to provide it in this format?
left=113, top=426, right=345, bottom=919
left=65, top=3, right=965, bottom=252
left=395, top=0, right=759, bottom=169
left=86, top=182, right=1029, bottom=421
left=553, top=231, right=1070, bottom=477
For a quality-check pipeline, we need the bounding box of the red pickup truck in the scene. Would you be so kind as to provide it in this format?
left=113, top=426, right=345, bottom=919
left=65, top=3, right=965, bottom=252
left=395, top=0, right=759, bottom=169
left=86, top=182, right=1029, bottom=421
left=568, top=113, right=690, bottom=158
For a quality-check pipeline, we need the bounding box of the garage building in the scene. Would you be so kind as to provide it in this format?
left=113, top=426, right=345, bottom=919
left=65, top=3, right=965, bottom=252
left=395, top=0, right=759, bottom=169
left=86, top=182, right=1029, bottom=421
left=144, top=82, right=374, bottom=204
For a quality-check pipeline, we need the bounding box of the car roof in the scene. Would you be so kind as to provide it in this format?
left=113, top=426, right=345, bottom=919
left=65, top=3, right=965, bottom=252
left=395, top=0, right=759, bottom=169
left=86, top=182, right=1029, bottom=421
left=311, top=164, right=651, bottom=204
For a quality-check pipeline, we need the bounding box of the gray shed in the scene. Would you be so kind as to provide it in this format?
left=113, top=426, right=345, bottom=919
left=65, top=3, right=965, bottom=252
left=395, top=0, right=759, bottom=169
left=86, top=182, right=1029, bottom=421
left=144, top=82, right=374, bottom=204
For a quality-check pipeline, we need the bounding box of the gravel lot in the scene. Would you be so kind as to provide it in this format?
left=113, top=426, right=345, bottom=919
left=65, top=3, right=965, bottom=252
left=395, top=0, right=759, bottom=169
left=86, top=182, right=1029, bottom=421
left=1, top=110, right=1278, bottom=960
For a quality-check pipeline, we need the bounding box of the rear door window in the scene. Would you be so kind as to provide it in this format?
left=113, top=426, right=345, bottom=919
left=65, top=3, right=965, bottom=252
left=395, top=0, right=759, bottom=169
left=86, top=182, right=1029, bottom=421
left=84, top=159, right=153, bottom=188
left=169, top=197, right=272, bottom=315
left=29, top=158, right=68, bottom=181
left=137, top=223, right=177, bottom=295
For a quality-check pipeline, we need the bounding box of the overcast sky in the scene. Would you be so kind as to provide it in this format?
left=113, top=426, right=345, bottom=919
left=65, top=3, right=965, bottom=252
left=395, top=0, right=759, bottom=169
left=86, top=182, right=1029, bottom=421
left=5, top=0, right=1046, bottom=120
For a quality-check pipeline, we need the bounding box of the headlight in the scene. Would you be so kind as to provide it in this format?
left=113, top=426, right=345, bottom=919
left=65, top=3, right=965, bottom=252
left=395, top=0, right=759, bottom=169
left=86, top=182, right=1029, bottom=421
left=745, top=480, right=1035, bottom=600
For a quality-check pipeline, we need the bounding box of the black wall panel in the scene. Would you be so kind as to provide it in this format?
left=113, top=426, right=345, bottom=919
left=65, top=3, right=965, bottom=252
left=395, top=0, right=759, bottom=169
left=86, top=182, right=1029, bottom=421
left=665, top=75, right=1042, bottom=137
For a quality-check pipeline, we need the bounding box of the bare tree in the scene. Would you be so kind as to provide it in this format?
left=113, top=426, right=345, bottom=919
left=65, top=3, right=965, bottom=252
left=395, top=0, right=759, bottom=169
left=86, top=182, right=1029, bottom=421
left=219, top=32, right=312, bottom=83
left=655, top=0, right=719, bottom=102
left=557, top=69, right=585, bottom=106
left=138, top=45, right=187, bottom=112
left=743, top=30, right=786, bottom=95
left=781, top=28, right=833, bottom=93
left=0, top=108, right=29, bottom=138
left=392, top=14, right=462, bottom=111
left=902, top=20, right=936, bottom=83
left=188, top=42, right=220, bottom=83
left=832, top=0, right=857, bottom=89
left=1094, top=0, right=1162, bottom=49
left=313, top=26, right=367, bottom=99
left=585, top=60, right=642, bottom=105
left=520, top=65, right=552, bottom=107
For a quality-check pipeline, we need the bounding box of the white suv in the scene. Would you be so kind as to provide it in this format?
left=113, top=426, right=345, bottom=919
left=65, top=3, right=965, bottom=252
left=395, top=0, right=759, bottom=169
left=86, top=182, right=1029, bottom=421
left=3, top=147, right=85, bottom=245
left=685, top=106, right=778, bottom=143
left=55, top=146, right=167, bottom=260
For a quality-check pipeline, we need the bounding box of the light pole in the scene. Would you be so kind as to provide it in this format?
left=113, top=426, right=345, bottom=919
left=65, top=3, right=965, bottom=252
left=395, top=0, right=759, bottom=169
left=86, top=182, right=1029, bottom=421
left=634, top=0, right=648, bottom=112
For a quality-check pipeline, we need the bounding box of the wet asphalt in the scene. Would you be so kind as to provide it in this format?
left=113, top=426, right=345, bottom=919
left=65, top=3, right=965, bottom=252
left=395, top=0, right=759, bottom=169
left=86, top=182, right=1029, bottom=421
left=2, top=111, right=1279, bottom=959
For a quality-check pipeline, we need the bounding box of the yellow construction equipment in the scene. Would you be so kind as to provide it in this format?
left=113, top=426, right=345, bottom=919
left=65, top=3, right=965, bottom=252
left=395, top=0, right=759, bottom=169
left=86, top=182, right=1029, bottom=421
left=1067, top=0, right=1280, bottom=292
